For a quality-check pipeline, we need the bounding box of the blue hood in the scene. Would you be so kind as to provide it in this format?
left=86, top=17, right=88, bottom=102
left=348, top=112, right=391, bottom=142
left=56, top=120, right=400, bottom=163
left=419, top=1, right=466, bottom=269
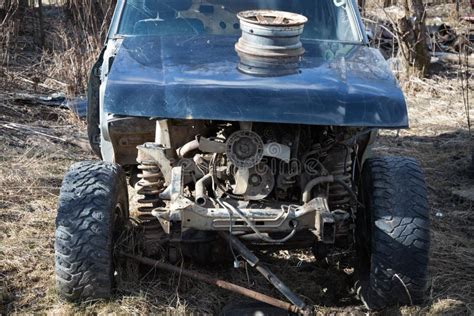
left=104, top=35, right=408, bottom=128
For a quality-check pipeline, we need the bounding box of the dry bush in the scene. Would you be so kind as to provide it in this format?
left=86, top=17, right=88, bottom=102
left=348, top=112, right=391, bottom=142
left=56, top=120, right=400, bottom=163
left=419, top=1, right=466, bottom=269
left=56, top=0, right=117, bottom=94
left=1, top=0, right=116, bottom=95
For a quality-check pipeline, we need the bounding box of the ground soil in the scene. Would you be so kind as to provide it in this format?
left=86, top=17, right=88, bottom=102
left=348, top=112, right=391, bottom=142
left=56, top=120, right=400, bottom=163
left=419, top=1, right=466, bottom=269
left=1, top=2, right=473, bottom=311
left=0, top=58, right=473, bottom=315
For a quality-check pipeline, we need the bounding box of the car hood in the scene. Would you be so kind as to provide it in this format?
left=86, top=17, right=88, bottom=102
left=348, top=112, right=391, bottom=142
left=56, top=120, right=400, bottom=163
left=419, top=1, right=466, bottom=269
left=104, top=35, right=408, bottom=128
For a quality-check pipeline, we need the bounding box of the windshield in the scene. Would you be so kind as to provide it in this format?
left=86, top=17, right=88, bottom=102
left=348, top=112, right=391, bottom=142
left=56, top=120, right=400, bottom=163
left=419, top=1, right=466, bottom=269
left=115, top=0, right=361, bottom=42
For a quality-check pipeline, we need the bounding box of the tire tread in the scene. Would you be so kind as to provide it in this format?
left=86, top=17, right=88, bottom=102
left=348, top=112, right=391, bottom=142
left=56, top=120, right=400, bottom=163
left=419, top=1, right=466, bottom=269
left=55, top=161, right=127, bottom=301
left=360, top=157, right=430, bottom=309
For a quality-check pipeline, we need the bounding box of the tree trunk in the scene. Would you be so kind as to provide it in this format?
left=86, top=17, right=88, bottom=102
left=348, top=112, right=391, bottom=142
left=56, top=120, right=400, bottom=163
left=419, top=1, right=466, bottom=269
left=398, top=0, right=430, bottom=78
left=37, top=0, right=45, bottom=47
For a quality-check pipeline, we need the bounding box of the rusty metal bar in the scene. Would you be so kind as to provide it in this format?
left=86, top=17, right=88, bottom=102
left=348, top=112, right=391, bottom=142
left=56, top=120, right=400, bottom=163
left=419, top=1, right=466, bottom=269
left=121, top=252, right=306, bottom=315
left=219, top=232, right=308, bottom=311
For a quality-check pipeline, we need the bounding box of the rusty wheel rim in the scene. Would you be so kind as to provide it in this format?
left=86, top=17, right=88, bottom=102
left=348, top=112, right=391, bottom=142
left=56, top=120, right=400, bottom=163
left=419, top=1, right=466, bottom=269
left=237, top=10, right=308, bottom=27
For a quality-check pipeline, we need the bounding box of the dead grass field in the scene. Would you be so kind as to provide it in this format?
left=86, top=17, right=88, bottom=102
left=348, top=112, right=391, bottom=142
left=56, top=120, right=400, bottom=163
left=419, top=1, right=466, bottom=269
left=1, top=2, right=473, bottom=314
left=0, top=60, right=473, bottom=315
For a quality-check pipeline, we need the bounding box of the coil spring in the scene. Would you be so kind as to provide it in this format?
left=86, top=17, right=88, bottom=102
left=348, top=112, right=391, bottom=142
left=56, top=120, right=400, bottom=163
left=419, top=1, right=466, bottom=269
left=325, top=147, right=353, bottom=208
left=136, top=159, right=167, bottom=257
left=136, top=160, right=165, bottom=217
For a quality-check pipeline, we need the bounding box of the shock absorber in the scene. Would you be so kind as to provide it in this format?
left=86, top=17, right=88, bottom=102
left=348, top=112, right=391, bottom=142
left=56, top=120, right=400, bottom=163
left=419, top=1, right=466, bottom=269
left=325, top=146, right=353, bottom=208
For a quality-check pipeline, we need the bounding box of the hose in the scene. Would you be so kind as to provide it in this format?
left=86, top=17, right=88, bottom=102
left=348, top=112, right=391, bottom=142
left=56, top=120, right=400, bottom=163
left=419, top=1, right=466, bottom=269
left=177, top=139, right=200, bottom=158
left=195, top=174, right=213, bottom=206
left=302, top=175, right=335, bottom=203
left=302, top=175, right=363, bottom=207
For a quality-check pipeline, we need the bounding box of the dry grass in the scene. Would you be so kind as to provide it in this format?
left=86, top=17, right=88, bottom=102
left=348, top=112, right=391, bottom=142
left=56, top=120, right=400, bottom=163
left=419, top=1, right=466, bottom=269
left=1, top=0, right=114, bottom=96
left=0, top=105, right=90, bottom=314
left=375, top=73, right=474, bottom=315
left=1, top=1, right=473, bottom=315
left=1, top=70, right=473, bottom=316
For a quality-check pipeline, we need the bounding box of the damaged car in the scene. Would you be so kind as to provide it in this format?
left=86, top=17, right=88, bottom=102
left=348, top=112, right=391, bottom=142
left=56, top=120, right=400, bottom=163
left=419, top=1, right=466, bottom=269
left=56, top=0, right=430, bottom=313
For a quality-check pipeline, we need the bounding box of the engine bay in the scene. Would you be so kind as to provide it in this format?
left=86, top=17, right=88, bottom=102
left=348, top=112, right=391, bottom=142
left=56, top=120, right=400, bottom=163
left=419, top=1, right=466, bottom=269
left=130, top=119, right=372, bottom=255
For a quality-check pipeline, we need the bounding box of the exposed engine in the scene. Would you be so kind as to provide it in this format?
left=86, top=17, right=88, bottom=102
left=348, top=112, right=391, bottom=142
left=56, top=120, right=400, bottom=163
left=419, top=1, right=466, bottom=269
left=134, top=120, right=363, bottom=258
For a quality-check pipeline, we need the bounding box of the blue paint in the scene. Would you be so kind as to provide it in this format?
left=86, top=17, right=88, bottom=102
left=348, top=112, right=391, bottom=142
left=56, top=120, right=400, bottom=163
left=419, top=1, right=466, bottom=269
left=104, top=35, right=408, bottom=128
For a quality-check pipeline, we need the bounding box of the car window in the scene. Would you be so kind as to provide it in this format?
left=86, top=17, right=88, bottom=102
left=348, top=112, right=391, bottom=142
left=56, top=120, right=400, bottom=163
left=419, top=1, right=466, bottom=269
left=117, top=0, right=360, bottom=42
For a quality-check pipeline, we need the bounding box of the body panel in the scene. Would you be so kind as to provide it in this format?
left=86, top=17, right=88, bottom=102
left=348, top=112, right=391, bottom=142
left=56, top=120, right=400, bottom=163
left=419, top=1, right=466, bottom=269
left=104, top=35, right=408, bottom=128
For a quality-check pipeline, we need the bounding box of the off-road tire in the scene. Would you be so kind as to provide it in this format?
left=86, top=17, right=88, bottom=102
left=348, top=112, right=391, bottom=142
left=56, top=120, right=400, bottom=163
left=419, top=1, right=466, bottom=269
left=356, top=157, right=430, bottom=309
left=55, top=161, right=129, bottom=302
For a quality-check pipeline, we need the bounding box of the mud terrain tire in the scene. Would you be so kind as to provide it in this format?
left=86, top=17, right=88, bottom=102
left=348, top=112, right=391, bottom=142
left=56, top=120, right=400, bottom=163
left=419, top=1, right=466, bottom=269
left=55, top=161, right=129, bottom=301
left=356, top=157, right=430, bottom=309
